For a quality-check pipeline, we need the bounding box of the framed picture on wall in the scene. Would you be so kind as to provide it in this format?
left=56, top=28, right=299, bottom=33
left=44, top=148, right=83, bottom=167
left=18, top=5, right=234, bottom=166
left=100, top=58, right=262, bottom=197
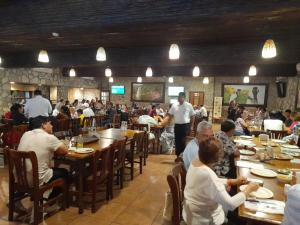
left=131, top=82, right=165, bottom=103
left=222, top=83, right=268, bottom=106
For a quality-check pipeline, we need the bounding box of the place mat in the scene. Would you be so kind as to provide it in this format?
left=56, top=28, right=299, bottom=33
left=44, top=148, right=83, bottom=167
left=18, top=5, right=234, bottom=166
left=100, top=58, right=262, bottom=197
left=240, top=149, right=256, bottom=156
left=236, top=161, right=264, bottom=169
left=244, top=200, right=285, bottom=214
left=250, top=168, right=277, bottom=178
left=240, top=185, right=273, bottom=199
left=73, top=135, right=99, bottom=144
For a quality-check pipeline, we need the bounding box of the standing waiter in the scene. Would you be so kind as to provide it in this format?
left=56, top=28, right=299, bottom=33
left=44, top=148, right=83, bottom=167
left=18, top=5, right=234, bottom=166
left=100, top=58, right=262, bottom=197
left=166, top=92, right=195, bottom=158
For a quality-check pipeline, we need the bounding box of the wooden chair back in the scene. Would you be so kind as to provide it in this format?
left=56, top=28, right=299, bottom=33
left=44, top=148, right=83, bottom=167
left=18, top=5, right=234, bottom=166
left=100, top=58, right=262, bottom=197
left=83, top=116, right=95, bottom=128
left=95, top=115, right=105, bottom=127
left=6, top=149, right=39, bottom=192
left=167, top=163, right=187, bottom=225
left=132, top=123, right=149, bottom=132
left=112, top=114, right=121, bottom=128
left=57, top=118, right=70, bottom=132
left=190, top=116, right=202, bottom=136
left=131, top=132, right=145, bottom=156
left=0, top=123, right=12, bottom=147
left=70, top=118, right=81, bottom=136
left=267, top=129, right=288, bottom=139
left=112, top=138, right=128, bottom=170
left=10, top=124, right=29, bottom=148
left=93, top=146, right=111, bottom=179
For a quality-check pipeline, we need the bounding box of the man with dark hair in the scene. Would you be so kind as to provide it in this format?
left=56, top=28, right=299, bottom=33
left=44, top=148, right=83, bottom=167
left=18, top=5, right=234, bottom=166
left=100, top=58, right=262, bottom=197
left=214, top=120, right=241, bottom=178
left=24, top=89, right=52, bottom=119
left=285, top=109, right=293, bottom=127
left=18, top=116, right=69, bottom=199
left=166, top=92, right=195, bottom=158
left=55, top=99, right=64, bottom=111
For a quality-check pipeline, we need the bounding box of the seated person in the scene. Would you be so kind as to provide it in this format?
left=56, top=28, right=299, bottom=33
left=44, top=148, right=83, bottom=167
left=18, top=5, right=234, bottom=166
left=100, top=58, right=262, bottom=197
left=182, top=121, right=214, bottom=170
left=282, top=184, right=300, bottom=225
left=56, top=105, right=71, bottom=120
left=199, top=105, right=208, bottom=120
left=138, top=114, right=158, bottom=126
left=10, top=103, right=28, bottom=125
left=284, top=109, right=293, bottom=127
left=83, top=103, right=95, bottom=117
left=214, top=120, right=241, bottom=178
left=263, top=111, right=285, bottom=131
left=159, top=114, right=175, bottom=154
left=149, top=105, right=163, bottom=122
left=234, top=110, right=249, bottom=136
left=182, top=137, right=259, bottom=225
left=18, top=116, right=69, bottom=199
left=287, top=113, right=300, bottom=133
left=69, top=106, right=78, bottom=119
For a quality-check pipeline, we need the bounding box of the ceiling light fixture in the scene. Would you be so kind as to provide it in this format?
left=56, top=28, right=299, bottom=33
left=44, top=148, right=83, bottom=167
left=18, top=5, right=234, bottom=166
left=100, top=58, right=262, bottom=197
left=96, top=47, right=106, bottom=61
left=203, top=77, right=209, bottom=84
left=168, top=77, right=174, bottom=83
left=193, top=66, right=200, bottom=77
left=169, top=43, right=180, bottom=60
left=105, top=68, right=112, bottom=77
left=69, top=68, right=76, bottom=77
left=52, top=32, right=59, bottom=37
left=109, top=77, right=113, bottom=83
left=145, top=67, right=153, bottom=77
left=248, top=65, right=257, bottom=76
left=10, top=81, right=15, bottom=84
left=262, top=39, right=277, bottom=58
left=38, top=50, right=49, bottom=63
left=243, top=76, right=250, bottom=83
left=0, top=56, right=2, bottom=64
left=137, top=76, right=142, bottom=83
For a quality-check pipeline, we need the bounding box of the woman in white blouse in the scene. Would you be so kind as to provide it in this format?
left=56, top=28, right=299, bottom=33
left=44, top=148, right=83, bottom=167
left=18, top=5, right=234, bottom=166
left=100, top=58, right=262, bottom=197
left=183, top=137, right=259, bottom=225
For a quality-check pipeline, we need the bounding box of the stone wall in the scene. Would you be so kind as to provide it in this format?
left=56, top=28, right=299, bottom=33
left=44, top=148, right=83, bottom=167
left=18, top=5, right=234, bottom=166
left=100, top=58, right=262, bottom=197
left=100, top=75, right=299, bottom=114
left=0, top=68, right=100, bottom=114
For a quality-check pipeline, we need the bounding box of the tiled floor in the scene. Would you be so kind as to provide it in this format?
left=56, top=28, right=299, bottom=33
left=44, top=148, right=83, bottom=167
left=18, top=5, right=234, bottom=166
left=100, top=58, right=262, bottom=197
left=0, top=154, right=176, bottom=225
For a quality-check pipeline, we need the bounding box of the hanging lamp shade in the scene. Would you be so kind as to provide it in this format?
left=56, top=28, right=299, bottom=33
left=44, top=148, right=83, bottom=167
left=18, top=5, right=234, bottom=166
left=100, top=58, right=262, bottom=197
left=203, top=77, right=209, bottom=84
left=137, top=76, right=142, bottom=83
left=109, top=77, right=113, bottom=83
left=105, top=68, right=112, bottom=77
left=296, top=63, right=300, bottom=73
left=146, top=67, right=153, bottom=77
left=0, top=56, right=2, bottom=64
left=169, top=44, right=180, bottom=60
left=168, top=77, right=174, bottom=83
left=243, top=76, right=250, bottom=83
left=193, top=66, right=200, bottom=77
left=248, top=65, right=257, bottom=76
left=96, top=47, right=106, bottom=61
left=262, top=39, right=277, bottom=58
left=69, top=68, right=76, bottom=77
left=38, top=50, right=49, bottom=63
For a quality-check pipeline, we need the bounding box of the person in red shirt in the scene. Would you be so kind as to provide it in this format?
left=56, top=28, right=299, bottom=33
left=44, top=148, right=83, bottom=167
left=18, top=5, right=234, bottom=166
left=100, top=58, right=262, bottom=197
left=148, top=105, right=157, bottom=117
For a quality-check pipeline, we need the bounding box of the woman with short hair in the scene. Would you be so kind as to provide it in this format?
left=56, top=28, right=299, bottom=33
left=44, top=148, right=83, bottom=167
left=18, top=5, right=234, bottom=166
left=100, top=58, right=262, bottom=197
left=183, top=137, right=259, bottom=225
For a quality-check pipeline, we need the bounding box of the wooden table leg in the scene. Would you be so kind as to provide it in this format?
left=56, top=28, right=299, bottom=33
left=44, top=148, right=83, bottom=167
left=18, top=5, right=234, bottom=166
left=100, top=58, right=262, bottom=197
left=78, top=160, right=84, bottom=214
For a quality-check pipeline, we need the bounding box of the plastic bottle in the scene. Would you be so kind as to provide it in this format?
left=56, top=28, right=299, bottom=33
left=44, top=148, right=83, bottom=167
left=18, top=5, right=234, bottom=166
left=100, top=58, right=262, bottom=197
left=77, top=134, right=84, bottom=148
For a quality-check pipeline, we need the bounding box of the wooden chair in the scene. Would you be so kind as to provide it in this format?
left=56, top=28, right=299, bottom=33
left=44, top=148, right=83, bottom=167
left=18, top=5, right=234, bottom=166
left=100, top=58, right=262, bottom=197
left=132, top=123, right=155, bottom=163
left=6, top=149, right=66, bottom=225
left=166, top=163, right=187, bottom=225
left=10, top=124, right=29, bottom=149
left=267, top=129, right=288, bottom=139
left=190, top=116, right=202, bottom=137
left=125, top=132, right=146, bottom=180
left=111, top=138, right=128, bottom=192
left=54, top=119, right=72, bottom=139
left=0, top=123, right=12, bottom=164
left=111, top=114, right=121, bottom=128
left=70, top=118, right=81, bottom=136
left=83, top=116, right=95, bottom=128
left=84, top=146, right=112, bottom=213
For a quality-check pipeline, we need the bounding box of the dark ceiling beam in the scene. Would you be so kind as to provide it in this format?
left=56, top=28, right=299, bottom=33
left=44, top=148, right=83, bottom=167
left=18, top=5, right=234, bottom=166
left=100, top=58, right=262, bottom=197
left=2, top=39, right=300, bottom=68
left=61, top=64, right=296, bottom=77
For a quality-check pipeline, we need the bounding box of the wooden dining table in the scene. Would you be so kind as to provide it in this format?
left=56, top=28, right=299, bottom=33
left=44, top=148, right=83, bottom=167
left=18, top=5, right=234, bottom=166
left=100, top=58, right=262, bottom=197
left=54, top=136, right=116, bottom=214
left=236, top=138, right=300, bottom=224
left=97, top=128, right=141, bottom=141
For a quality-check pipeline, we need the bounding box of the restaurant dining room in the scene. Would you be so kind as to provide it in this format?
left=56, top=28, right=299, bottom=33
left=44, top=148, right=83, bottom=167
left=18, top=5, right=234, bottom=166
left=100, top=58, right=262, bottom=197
left=1, top=1, right=300, bottom=225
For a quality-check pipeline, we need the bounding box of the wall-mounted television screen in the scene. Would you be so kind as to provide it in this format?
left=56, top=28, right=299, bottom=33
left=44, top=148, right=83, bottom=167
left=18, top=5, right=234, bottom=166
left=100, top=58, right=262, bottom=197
left=111, top=85, right=125, bottom=95
left=168, top=86, right=185, bottom=96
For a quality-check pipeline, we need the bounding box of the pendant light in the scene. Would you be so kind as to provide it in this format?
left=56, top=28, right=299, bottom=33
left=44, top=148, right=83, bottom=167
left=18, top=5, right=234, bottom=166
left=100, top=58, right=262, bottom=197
left=38, top=50, right=49, bottom=63
left=193, top=66, right=200, bottom=77
left=169, top=43, right=180, bottom=60
left=69, top=68, right=76, bottom=77
left=248, top=65, right=257, bottom=76
left=243, top=76, right=250, bottom=83
left=137, top=76, right=142, bottom=83
left=262, top=39, right=277, bottom=58
left=145, top=67, right=153, bottom=77
left=296, top=63, right=300, bottom=73
left=96, top=47, right=106, bottom=61
left=203, top=77, right=209, bottom=84
left=109, top=77, right=113, bottom=83
left=168, top=77, right=174, bottom=83
left=105, top=68, right=112, bottom=77
left=0, top=56, right=2, bottom=64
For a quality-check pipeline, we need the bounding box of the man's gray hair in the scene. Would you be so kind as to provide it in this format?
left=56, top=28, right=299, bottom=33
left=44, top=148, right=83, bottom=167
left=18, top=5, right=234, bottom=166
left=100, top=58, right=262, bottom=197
left=196, top=121, right=212, bottom=133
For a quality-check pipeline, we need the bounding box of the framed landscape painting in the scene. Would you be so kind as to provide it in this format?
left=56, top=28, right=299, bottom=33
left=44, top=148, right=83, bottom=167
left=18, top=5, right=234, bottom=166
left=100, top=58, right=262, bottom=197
left=222, top=83, right=268, bottom=106
left=131, top=82, right=165, bottom=103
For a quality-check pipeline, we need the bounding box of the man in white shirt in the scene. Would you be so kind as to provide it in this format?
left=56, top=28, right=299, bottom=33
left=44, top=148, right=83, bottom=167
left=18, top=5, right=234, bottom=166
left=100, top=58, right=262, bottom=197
left=54, top=99, right=64, bottom=112
left=83, top=103, right=95, bottom=117
left=24, top=90, right=52, bottom=119
left=18, top=116, right=68, bottom=199
left=183, top=121, right=214, bottom=170
left=263, top=111, right=284, bottom=131
left=166, top=92, right=195, bottom=157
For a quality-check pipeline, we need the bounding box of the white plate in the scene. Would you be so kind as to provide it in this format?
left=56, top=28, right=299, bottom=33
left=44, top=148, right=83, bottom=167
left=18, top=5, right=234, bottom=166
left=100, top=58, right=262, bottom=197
left=234, top=140, right=256, bottom=148
left=281, top=144, right=299, bottom=149
left=271, top=139, right=286, bottom=144
left=240, top=135, right=253, bottom=139
left=261, top=142, right=278, bottom=147
left=240, top=149, right=256, bottom=156
left=250, top=168, right=277, bottom=178
left=240, top=185, right=273, bottom=199
left=283, top=152, right=300, bottom=157
left=70, top=147, right=94, bottom=154
left=274, top=154, right=293, bottom=160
